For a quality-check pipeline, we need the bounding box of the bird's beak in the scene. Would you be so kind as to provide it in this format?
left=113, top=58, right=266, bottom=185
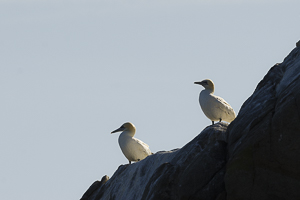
left=194, top=81, right=203, bottom=85
left=111, top=126, right=125, bottom=134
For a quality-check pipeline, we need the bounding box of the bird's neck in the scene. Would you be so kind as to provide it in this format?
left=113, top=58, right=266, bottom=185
left=203, top=88, right=214, bottom=94
left=120, top=130, right=135, bottom=138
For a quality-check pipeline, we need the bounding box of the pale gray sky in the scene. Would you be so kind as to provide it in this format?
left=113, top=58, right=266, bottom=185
left=1, top=1, right=299, bottom=199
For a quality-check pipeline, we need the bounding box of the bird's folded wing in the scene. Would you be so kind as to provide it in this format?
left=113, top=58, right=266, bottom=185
left=214, top=96, right=234, bottom=114
left=133, top=138, right=149, bottom=148
left=133, top=138, right=151, bottom=155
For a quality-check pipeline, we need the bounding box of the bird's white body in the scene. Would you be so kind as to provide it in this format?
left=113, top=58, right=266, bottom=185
left=118, top=131, right=151, bottom=162
left=111, top=122, right=151, bottom=164
left=199, top=90, right=235, bottom=123
left=195, top=79, right=236, bottom=124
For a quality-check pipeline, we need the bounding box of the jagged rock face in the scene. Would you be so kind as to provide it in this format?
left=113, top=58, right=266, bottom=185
left=81, top=123, right=228, bottom=200
left=81, top=44, right=300, bottom=200
left=226, top=46, right=300, bottom=200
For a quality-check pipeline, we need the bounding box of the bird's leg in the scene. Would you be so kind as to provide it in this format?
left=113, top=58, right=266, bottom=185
left=129, top=161, right=131, bottom=164
left=212, top=121, right=214, bottom=125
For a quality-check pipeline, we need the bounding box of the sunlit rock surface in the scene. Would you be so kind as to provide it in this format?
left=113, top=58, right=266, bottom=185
left=82, top=123, right=228, bottom=200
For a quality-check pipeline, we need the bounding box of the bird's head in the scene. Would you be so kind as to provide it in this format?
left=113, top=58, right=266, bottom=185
left=111, top=122, right=136, bottom=134
left=194, top=79, right=215, bottom=92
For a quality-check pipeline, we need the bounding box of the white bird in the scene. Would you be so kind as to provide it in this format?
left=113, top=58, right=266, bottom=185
left=111, top=122, right=152, bottom=164
left=194, top=79, right=236, bottom=125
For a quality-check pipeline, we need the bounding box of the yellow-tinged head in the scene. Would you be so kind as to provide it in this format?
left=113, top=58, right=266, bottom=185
left=194, top=79, right=215, bottom=93
left=111, top=122, right=136, bottom=134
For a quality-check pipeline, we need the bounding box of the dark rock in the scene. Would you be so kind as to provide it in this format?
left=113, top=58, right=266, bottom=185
left=81, top=123, right=228, bottom=200
left=80, top=175, right=109, bottom=200
left=81, top=41, right=300, bottom=200
left=225, top=45, right=300, bottom=200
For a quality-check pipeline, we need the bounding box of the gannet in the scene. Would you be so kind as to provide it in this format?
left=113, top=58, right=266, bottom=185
left=194, top=79, right=236, bottom=125
left=111, top=122, right=151, bottom=164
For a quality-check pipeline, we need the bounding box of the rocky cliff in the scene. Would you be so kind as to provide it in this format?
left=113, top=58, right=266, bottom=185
left=81, top=41, right=300, bottom=200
